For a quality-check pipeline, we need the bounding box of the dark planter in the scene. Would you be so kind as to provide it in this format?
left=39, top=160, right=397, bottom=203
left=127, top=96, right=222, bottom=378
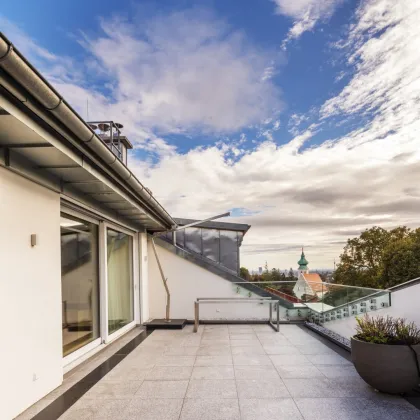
left=351, top=337, right=420, bottom=394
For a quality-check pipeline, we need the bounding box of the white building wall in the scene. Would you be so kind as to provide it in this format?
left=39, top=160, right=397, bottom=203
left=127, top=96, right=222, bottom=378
left=325, top=282, right=420, bottom=340
left=293, top=273, right=312, bottom=300
left=0, top=168, right=62, bottom=420
left=147, top=242, right=281, bottom=320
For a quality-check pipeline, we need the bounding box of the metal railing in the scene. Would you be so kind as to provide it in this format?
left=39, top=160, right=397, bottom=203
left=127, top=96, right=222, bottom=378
left=193, top=297, right=281, bottom=332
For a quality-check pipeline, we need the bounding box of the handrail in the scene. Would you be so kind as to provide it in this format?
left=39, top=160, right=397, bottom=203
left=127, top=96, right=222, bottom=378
left=232, top=280, right=388, bottom=292
left=193, top=297, right=280, bottom=332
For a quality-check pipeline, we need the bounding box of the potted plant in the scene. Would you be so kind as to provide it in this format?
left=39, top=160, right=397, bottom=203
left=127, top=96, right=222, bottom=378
left=351, top=315, right=420, bottom=394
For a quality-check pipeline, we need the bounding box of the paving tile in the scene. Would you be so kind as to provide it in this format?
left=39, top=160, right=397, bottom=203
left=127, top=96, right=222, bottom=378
left=283, top=378, right=343, bottom=398
left=234, top=365, right=280, bottom=380
left=252, top=325, right=276, bottom=332
left=275, top=365, right=325, bottom=379
left=146, top=366, right=193, bottom=380
left=191, top=366, right=235, bottom=379
left=287, top=338, right=322, bottom=346
left=122, top=398, right=183, bottom=420
left=306, top=354, right=351, bottom=365
left=102, top=366, right=151, bottom=382
left=233, top=354, right=272, bottom=366
left=269, top=354, right=312, bottom=366
left=195, top=355, right=233, bottom=366
left=355, top=396, right=420, bottom=420
left=262, top=345, right=298, bottom=355
left=294, top=397, right=370, bottom=420
left=315, top=364, right=360, bottom=378
left=327, top=377, right=379, bottom=397
left=155, top=355, right=196, bottom=366
left=258, top=338, right=293, bottom=347
left=228, top=329, right=255, bottom=334
left=230, top=339, right=261, bottom=347
left=197, top=345, right=232, bottom=356
left=231, top=346, right=266, bottom=355
left=295, top=345, right=336, bottom=355
left=84, top=380, right=143, bottom=399
left=186, top=379, right=237, bottom=399
left=178, top=337, right=203, bottom=347
left=135, top=380, right=188, bottom=399
left=239, top=398, right=303, bottom=420
left=201, top=339, right=230, bottom=346
left=236, top=378, right=290, bottom=399
left=202, top=332, right=230, bottom=339
left=229, top=333, right=258, bottom=340
left=59, top=399, right=129, bottom=420
left=180, top=398, right=240, bottom=420
left=163, top=346, right=199, bottom=355
left=204, top=325, right=228, bottom=330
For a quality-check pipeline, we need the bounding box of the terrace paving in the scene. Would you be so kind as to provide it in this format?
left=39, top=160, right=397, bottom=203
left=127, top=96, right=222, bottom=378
left=55, top=324, right=420, bottom=420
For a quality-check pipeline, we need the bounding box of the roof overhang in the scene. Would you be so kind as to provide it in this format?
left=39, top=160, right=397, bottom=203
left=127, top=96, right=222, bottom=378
left=173, top=217, right=251, bottom=235
left=0, top=33, right=175, bottom=232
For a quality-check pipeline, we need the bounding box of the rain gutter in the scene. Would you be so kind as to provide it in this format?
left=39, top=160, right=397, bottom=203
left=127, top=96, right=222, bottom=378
left=0, top=32, right=175, bottom=229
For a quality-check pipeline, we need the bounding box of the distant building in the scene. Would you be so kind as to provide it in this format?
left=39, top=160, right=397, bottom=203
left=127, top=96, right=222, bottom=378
left=293, top=249, right=325, bottom=300
left=258, top=266, right=263, bottom=275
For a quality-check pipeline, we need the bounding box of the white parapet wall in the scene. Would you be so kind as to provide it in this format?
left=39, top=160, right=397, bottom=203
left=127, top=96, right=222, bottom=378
left=147, top=241, right=284, bottom=320
left=0, top=168, right=63, bottom=420
left=325, top=281, right=420, bottom=340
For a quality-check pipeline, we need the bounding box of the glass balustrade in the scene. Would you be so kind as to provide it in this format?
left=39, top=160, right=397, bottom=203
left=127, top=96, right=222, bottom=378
left=231, top=280, right=391, bottom=320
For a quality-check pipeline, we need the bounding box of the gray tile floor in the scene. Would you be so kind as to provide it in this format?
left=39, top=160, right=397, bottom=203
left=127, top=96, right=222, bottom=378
left=57, top=324, right=420, bottom=420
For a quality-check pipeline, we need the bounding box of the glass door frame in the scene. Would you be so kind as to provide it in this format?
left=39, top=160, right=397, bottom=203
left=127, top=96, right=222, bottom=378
left=61, top=208, right=102, bottom=367
left=102, top=221, right=139, bottom=344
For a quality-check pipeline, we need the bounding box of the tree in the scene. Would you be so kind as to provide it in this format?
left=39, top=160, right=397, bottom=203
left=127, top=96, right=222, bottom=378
left=381, top=229, right=420, bottom=288
left=239, top=267, right=251, bottom=281
left=334, top=226, right=420, bottom=289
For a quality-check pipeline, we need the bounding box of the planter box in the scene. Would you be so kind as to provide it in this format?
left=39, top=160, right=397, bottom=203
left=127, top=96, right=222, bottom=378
left=351, top=337, right=420, bottom=394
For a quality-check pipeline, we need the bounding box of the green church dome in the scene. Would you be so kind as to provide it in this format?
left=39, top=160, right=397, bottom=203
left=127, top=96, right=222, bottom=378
left=297, top=249, right=309, bottom=270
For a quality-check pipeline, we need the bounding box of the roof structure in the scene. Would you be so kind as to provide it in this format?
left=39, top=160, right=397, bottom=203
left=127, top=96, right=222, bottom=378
left=302, top=273, right=324, bottom=293
left=174, top=217, right=251, bottom=234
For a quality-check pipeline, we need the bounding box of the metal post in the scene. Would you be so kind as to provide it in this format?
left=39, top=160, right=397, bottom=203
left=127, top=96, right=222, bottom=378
left=194, top=301, right=199, bottom=333
left=269, top=302, right=273, bottom=324
left=276, top=301, right=280, bottom=332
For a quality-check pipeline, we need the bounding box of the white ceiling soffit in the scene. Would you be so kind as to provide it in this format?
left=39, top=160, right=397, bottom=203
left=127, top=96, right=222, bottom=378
left=0, top=109, right=162, bottom=230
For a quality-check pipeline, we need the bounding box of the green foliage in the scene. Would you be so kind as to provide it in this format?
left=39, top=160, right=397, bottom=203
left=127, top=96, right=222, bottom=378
left=334, top=226, right=420, bottom=288
left=239, top=267, right=251, bottom=281
left=244, top=266, right=297, bottom=297
left=355, top=315, right=420, bottom=345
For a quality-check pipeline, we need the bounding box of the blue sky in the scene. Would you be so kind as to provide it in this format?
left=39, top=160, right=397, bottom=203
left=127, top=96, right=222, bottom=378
left=1, top=0, right=419, bottom=269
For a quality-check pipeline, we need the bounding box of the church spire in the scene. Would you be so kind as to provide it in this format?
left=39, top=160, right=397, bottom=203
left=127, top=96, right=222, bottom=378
left=297, top=247, right=309, bottom=272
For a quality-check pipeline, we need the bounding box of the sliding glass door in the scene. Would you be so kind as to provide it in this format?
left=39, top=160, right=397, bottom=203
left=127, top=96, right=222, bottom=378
left=107, top=228, right=134, bottom=335
left=60, top=214, right=100, bottom=357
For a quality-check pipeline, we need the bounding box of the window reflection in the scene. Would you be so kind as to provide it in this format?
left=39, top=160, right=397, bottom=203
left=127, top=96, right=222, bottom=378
left=61, top=214, right=100, bottom=357
left=107, top=229, right=134, bottom=334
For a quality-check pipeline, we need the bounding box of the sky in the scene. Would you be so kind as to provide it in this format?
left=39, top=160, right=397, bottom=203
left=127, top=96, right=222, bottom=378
left=1, top=0, right=420, bottom=270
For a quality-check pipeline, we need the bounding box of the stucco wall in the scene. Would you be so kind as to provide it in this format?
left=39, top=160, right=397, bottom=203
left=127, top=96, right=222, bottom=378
left=325, top=282, right=420, bottom=340
left=0, top=168, right=62, bottom=420
left=147, top=241, right=282, bottom=320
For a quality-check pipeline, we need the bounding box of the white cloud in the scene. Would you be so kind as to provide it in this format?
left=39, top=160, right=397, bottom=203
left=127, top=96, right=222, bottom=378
left=2, top=1, right=420, bottom=270
left=80, top=10, right=282, bottom=134
left=131, top=0, right=420, bottom=269
left=272, top=0, right=344, bottom=48
left=1, top=9, right=282, bottom=153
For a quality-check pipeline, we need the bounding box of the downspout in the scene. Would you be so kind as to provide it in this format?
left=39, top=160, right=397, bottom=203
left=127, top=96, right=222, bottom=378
left=150, top=237, right=171, bottom=321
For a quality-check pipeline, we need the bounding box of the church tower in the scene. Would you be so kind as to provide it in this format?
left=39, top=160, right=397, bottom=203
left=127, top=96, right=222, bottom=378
left=297, top=248, right=309, bottom=274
